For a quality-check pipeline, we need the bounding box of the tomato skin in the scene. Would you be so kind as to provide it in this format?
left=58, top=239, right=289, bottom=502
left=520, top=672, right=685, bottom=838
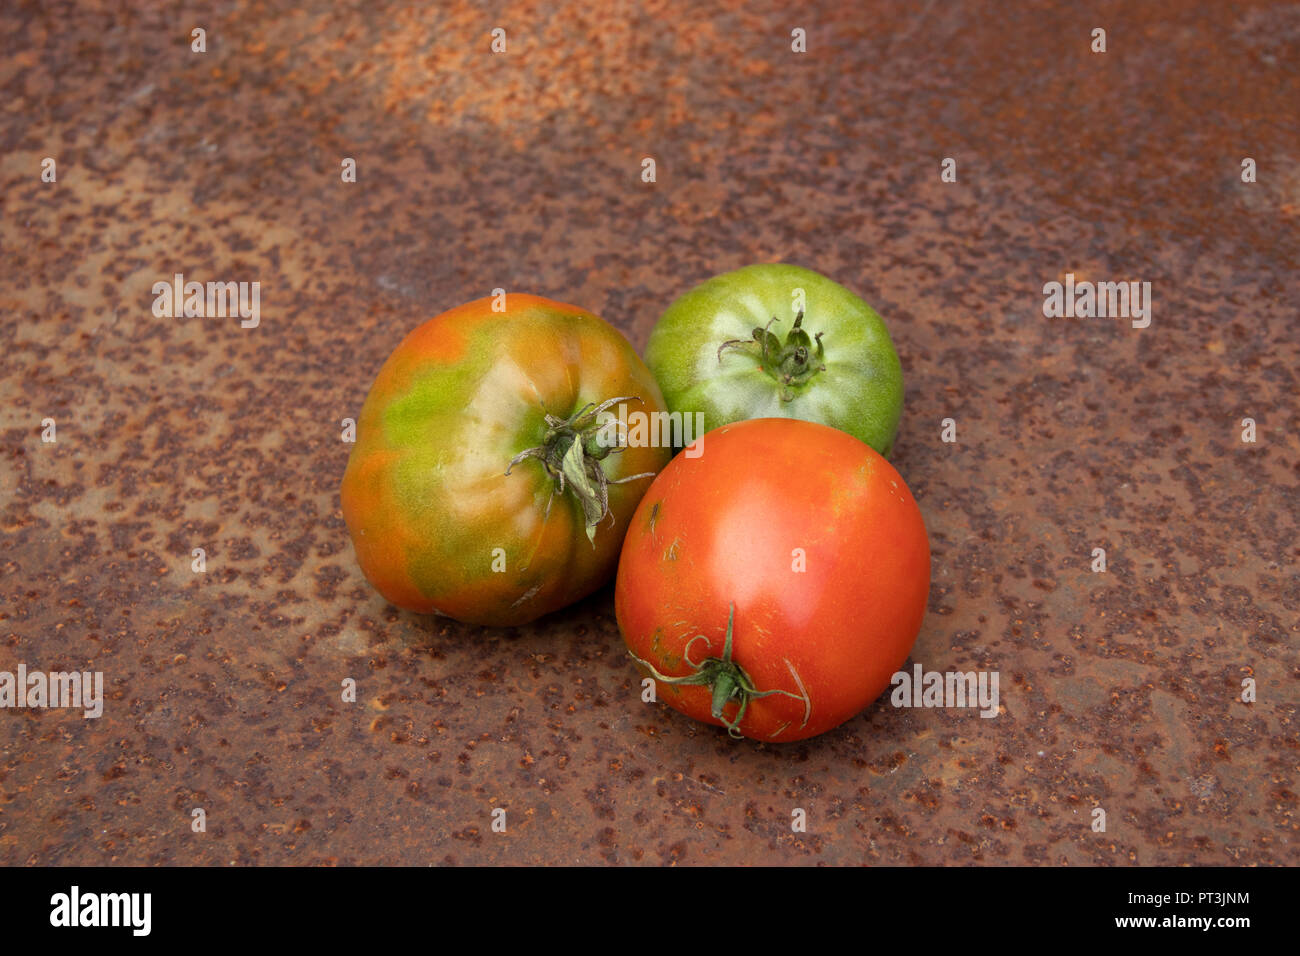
left=341, top=295, right=671, bottom=626
left=644, top=263, right=904, bottom=456
left=614, top=418, right=929, bottom=742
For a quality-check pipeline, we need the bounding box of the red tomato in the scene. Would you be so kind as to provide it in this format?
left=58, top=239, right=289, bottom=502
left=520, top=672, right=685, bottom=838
left=614, top=418, right=930, bottom=742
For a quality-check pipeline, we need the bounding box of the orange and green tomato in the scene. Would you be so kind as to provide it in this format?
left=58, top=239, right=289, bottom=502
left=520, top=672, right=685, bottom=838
left=341, top=295, right=671, bottom=626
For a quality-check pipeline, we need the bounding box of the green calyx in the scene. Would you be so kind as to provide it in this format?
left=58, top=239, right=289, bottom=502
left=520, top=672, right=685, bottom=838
left=628, top=604, right=811, bottom=739
left=505, top=395, right=655, bottom=545
left=717, top=311, right=826, bottom=402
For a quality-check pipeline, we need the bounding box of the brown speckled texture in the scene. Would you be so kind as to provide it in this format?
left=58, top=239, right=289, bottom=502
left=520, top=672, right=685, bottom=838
left=1, top=0, right=1296, bottom=865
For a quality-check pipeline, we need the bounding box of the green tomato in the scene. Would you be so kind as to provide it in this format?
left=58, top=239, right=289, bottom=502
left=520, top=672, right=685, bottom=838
left=644, top=264, right=904, bottom=456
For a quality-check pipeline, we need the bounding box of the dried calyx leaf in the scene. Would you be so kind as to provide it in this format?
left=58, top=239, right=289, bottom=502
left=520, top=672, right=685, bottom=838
left=505, top=395, right=656, bottom=545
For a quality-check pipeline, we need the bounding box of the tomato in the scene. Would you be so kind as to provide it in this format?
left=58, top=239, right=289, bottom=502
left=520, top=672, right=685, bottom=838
left=644, top=263, right=905, bottom=456
left=614, top=418, right=930, bottom=741
left=341, top=295, right=671, bottom=626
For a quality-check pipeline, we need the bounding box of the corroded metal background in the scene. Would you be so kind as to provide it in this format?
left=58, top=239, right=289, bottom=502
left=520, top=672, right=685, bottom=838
left=1, top=1, right=1296, bottom=865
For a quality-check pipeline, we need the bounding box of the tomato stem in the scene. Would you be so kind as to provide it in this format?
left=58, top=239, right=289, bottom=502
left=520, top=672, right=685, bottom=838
left=716, top=311, right=826, bottom=402
left=505, top=395, right=656, bottom=545
left=627, top=604, right=811, bottom=739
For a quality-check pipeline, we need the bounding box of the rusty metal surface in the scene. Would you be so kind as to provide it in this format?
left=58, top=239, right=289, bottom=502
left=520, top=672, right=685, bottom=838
left=0, top=0, right=1296, bottom=865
